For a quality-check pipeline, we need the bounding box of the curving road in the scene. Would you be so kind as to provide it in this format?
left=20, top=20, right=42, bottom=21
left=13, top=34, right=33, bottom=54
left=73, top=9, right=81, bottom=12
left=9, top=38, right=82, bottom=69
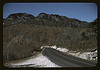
left=42, top=47, right=97, bottom=67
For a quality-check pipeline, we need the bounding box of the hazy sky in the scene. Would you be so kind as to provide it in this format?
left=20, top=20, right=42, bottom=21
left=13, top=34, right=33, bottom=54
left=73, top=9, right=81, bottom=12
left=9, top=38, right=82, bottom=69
left=3, top=3, right=97, bottom=22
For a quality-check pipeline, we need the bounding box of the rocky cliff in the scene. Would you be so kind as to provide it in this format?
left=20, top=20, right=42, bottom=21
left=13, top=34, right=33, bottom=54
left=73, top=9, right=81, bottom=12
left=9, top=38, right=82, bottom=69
left=3, top=13, right=89, bottom=27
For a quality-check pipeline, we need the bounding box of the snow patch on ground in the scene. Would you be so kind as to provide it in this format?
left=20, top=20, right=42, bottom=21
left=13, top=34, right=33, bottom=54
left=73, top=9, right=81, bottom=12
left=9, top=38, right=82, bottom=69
left=10, top=53, right=61, bottom=67
left=79, top=52, right=97, bottom=60
left=10, top=46, right=97, bottom=67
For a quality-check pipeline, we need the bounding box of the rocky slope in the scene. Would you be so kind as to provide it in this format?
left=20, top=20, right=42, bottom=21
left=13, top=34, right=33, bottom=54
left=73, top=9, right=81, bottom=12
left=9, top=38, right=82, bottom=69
left=4, top=13, right=89, bottom=27
left=3, top=13, right=35, bottom=26
left=3, top=13, right=97, bottom=63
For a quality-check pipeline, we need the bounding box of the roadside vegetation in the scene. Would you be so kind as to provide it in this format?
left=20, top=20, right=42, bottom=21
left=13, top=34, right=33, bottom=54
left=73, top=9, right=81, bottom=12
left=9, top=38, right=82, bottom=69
left=3, top=13, right=97, bottom=63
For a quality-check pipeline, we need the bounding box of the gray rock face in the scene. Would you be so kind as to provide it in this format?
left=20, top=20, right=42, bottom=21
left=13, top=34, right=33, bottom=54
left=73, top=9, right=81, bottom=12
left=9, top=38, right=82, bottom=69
left=49, top=14, right=64, bottom=21
left=66, top=19, right=88, bottom=27
left=3, top=12, right=89, bottom=27
left=7, top=13, right=35, bottom=20
left=4, top=13, right=35, bottom=26
left=37, top=13, right=65, bottom=21
left=36, top=13, right=89, bottom=27
left=37, top=13, right=48, bottom=19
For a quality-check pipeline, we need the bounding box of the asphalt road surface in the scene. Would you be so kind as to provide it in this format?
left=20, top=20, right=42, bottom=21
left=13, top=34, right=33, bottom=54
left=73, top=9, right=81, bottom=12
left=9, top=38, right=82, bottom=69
left=42, top=47, right=97, bottom=67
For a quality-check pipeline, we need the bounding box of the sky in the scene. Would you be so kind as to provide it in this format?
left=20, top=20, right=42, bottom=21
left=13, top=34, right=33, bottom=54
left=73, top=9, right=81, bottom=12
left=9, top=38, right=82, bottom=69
left=3, top=3, right=97, bottom=22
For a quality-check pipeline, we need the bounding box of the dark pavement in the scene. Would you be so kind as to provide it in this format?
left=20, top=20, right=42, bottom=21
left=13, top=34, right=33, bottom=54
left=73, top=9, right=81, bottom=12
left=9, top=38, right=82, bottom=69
left=42, top=47, right=97, bottom=67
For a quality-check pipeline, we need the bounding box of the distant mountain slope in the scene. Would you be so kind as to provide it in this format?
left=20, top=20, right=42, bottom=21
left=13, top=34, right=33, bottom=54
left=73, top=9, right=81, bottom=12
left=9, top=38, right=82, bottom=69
left=3, top=13, right=89, bottom=27
left=3, top=13, right=35, bottom=26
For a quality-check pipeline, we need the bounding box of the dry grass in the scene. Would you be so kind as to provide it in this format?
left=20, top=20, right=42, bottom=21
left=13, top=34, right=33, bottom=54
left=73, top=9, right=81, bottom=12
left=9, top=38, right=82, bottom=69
left=3, top=23, right=97, bottom=63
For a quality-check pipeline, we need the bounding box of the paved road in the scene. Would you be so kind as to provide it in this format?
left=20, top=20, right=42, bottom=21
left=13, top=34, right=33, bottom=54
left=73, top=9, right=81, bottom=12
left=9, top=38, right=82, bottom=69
left=42, top=47, right=97, bottom=67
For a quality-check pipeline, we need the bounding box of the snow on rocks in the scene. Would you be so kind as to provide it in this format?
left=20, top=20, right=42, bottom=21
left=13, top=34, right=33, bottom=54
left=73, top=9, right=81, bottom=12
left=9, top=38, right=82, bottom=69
left=68, top=52, right=80, bottom=57
left=51, top=45, right=57, bottom=49
left=67, top=49, right=97, bottom=61
left=79, top=51, right=97, bottom=60
left=41, top=45, right=69, bottom=53
left=41, top=45, right=57, bottom=49
left=10, top=53, right=61, bottom=67
left=57, top=47, right=69, bottom=52
left=41, top=46, right=50, bottom=49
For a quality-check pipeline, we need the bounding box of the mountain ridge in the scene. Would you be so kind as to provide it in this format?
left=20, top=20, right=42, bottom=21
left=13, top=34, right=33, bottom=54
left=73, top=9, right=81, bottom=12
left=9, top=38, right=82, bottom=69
left=3, top=13, right=89, bottom=27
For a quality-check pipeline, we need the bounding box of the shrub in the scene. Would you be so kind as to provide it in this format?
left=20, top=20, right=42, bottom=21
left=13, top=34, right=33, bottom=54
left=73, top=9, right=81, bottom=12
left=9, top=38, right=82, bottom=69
left=3, top=23, right=97, bottom=63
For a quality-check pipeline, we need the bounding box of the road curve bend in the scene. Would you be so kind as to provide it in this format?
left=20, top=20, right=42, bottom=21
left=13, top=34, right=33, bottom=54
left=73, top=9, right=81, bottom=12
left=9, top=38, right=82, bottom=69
left=42, top=47, right=97, bottom=67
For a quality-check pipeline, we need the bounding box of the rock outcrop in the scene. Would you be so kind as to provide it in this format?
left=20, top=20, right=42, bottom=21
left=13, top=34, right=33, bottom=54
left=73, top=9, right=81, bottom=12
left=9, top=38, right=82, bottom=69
left=4, top=13, right=35, bottom=26
left=3, top=12, right=90, bottom=27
